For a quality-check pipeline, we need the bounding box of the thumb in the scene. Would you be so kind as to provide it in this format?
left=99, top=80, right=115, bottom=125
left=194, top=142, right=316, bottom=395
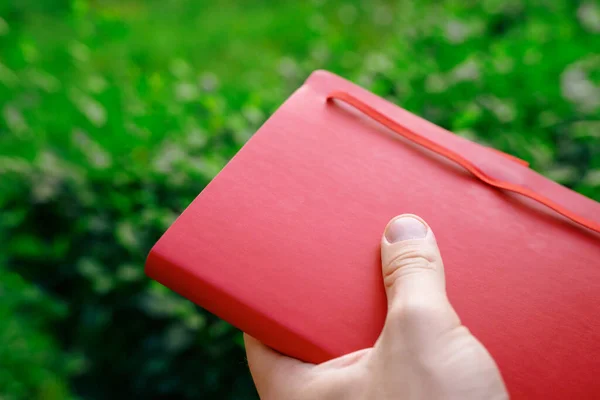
left=379, top=214, right=460, bottom=347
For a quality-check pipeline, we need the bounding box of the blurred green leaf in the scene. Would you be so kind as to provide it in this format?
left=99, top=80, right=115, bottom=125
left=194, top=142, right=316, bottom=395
left=1, top=1, right=599, bottom=399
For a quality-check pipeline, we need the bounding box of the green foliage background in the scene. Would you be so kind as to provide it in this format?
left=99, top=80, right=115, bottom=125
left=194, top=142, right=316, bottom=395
left=1, top=0, right=599, bottom=399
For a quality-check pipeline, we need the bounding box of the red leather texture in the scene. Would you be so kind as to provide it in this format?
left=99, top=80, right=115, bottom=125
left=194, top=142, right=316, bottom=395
left=327, top=91, right=600, bottom=234
left=146, top=70, right=600, bottom=399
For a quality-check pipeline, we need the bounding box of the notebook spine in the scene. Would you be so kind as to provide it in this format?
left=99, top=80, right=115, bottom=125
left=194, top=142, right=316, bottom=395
left=145, top=247, right=333, bottom=364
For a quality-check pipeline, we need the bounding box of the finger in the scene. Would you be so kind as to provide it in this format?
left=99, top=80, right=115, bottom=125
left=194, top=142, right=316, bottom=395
left=244, top=334, right=310, bottom=398
left=314, top=348, right=370, bottom=370
left=379, top=214, right=460, bottom=347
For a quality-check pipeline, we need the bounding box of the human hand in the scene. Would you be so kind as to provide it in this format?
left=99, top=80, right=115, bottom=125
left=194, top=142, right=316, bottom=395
left=244, top=214, right=508, bottom=400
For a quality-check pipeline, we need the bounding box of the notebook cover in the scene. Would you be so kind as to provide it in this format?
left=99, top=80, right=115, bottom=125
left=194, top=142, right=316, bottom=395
left=146, top=70, right=600, bottom=399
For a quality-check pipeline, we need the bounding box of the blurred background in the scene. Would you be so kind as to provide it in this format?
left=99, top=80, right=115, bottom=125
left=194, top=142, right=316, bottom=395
left=1, top=0, right=599, bottom=399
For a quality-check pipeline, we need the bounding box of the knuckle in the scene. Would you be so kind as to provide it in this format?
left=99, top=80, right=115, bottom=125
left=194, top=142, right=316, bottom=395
left=388, top=298, right=441, bottom=323
left=401, top=299, right=445, bottom=323
left=386, top=299, right=455, bottom=341
left=383, top=246, right=438, bottom=288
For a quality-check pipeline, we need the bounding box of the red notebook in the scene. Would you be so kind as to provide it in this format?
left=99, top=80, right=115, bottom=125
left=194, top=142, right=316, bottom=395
left=146, top=70, right=600, bottom=399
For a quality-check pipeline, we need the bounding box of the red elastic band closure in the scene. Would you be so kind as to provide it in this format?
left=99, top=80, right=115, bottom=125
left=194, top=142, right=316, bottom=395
left=327, top=91, right=600, bottom=235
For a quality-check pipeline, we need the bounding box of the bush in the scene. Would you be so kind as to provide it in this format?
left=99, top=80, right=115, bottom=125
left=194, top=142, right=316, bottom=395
left=1, top=0, right=599, bottom=399
left=0, top=268, right=73, bottom=400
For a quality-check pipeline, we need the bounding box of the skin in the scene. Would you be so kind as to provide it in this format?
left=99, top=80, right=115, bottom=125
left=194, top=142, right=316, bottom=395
left=244, top=214, right=509, bottom=400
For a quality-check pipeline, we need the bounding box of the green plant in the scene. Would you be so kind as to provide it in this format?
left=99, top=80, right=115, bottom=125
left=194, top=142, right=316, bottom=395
left=1, top=0, right=599, bottom=399
left=0, top=267, right=73, bottom=400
